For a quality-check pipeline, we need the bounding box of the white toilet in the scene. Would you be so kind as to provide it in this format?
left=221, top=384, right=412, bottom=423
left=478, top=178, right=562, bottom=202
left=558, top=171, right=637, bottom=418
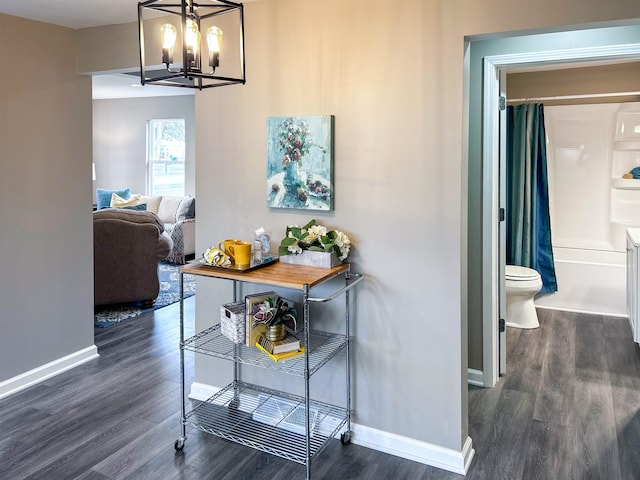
left=505, top=265, right=543, bottom=329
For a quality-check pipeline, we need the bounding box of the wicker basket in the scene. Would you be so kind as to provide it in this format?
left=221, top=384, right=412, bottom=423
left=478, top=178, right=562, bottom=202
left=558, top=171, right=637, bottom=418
left=220, top=301, right=245, bottom=344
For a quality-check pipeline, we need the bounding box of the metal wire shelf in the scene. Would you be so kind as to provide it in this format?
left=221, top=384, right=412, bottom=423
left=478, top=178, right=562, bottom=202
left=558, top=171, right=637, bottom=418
left=184, top=381, right=348, bottom=465
left=182, top=324, right=347, bottom=376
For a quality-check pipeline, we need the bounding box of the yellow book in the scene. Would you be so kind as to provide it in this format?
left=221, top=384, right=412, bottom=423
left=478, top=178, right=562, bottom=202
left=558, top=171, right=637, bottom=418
left=255, top=341, right=305, bottom=362
left=257, top=332, right=301, bottom=354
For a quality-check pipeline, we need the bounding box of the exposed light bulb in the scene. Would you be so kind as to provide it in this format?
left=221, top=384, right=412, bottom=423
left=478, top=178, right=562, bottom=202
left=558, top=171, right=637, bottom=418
left=185, top=18, right=200, bottom=67
left=206, top=26, right=223, bottom=70
left=160, top=23, right=177, bottom=65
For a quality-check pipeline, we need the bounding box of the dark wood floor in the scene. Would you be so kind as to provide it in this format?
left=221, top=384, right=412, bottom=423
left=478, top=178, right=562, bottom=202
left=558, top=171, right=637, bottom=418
left=1, top=303, right=640, bottom=479
left=468, top=308, right=640, bottom=480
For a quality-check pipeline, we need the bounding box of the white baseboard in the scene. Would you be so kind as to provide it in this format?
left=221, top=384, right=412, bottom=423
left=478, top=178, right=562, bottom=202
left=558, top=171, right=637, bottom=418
left=189, top=382, right=475, bottom=475
left=0, top=345, right=99, bottom=400
left=535, top=304, right=628, bottom=318
left=467, top=368, right=485, bottom=387
left=353, top=424, right=474, bottom=475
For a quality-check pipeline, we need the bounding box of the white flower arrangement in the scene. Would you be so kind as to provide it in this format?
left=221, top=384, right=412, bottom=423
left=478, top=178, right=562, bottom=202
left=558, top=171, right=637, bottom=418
left=279, top=219, right=351, bottom=261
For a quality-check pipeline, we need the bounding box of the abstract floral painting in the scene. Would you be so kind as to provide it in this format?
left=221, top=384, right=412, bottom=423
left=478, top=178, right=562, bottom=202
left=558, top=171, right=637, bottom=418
left=266, top=115, right=334, bottom=210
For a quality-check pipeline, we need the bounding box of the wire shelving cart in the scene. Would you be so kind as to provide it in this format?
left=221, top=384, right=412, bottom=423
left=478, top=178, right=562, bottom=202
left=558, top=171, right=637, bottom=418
left=174, top=261, right=363, bottom=480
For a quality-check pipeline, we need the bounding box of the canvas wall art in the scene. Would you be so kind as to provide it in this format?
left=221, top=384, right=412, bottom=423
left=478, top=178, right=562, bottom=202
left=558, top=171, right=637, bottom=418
left=266, top=115, right=334, bottom=210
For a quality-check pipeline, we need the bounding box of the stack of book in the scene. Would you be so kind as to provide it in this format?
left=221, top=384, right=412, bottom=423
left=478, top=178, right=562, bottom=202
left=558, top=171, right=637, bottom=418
left=244, top=291, right=304, bottom=362
left=245, top=291, right=277, bottom=347
left=255, top=332, right=305, bottom=362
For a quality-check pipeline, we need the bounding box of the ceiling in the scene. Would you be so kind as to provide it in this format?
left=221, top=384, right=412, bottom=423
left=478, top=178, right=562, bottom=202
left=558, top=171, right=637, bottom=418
left=0, top=0, right=194, bottom=99
left=0, top=0, right=257, bottom=29
left=0, top=0, right=139, bottom=29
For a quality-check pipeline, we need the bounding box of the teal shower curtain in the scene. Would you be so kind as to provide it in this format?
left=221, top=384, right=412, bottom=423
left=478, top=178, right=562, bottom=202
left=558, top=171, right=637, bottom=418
left=506, top=103, right=557, bottom=294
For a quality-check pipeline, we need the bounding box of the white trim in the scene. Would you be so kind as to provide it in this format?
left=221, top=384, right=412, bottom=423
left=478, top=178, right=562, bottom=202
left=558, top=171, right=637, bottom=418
left=353, top=424, right=475, bottom=475
left=189, top=382, right=475, bottom=475
left=481, top=42, right=640, bottom=390
left=0, top=345, right=99, bottom=400
left=485, top=44, right=640, bottom=69
left=535, top=304, right=629, bottom=318
left=482, top=57, right=501, bottom=388
left=467, top=368, right=485, bottom=387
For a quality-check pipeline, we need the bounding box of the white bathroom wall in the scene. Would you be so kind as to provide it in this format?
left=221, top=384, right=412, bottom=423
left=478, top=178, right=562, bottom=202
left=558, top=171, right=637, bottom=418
left=535, top=102, right=640, bottom=316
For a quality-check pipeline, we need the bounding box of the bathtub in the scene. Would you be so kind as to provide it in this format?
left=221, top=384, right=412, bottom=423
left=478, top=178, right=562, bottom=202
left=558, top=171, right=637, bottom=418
left=533, top=246, right=627, bottom=317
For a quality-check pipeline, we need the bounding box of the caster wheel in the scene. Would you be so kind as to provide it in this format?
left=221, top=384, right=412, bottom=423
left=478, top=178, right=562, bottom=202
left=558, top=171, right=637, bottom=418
left=174, top=438, right=185, bottom=451
left=340, top=431, right=351, bottom=446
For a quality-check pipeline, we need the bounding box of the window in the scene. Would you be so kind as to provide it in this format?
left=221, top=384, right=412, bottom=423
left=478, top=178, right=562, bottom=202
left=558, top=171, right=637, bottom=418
left=147, top=119, right=186, bottom=196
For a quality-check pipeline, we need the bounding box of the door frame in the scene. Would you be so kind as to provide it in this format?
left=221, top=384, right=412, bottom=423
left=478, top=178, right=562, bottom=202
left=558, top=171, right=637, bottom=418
left=481, top=43, right=640, bottom=388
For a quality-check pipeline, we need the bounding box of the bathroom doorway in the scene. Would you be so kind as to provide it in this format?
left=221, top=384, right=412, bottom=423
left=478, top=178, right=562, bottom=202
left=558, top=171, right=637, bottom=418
left=480, top=43, right=640, bottom=387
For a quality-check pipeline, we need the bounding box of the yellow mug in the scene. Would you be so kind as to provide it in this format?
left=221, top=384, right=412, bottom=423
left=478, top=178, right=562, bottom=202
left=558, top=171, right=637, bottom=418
left=227, top=241, right=252, bottom=266
left=218, top=238, right=241, bottom=261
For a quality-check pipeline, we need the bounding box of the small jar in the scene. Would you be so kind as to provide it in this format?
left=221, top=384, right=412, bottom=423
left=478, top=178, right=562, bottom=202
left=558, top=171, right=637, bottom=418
left=265, top=323, right=286, bottom=341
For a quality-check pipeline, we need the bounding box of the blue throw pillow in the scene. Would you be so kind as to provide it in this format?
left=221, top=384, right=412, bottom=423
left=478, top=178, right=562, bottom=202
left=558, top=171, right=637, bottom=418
left=96, top=188, right=130, bottom=210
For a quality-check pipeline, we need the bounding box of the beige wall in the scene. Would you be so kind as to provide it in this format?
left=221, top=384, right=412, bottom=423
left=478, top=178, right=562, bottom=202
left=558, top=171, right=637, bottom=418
left=194, top=0, right=467, bottom=450
left=70, top=0, right=640, bottom=466
left=77, top=22, right=139, bottom=74
left=0, top=14, right=94, bottom=382
left=456, top=0, right=640, bottom=36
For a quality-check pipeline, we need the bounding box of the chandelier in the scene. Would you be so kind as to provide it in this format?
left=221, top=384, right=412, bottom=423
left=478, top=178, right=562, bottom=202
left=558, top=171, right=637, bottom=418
left=138, top=0, right=246, bottom=89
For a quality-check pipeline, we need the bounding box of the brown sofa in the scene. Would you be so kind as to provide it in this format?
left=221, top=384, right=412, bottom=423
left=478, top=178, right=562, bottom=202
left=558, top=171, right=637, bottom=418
left=93, top=209, right=173, bottom=307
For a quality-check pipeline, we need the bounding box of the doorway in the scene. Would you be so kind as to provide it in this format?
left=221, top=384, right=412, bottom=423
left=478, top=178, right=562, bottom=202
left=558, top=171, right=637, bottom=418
left=480, top=43, right=640, bottom=387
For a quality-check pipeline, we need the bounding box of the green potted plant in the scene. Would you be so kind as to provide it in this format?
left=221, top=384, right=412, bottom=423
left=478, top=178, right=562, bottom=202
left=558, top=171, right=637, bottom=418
left=252, top=296, right=298, bottom=341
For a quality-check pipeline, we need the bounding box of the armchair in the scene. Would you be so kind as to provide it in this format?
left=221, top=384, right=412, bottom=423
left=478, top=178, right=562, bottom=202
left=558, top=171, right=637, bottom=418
left=140, top=195, right=195, bottom=264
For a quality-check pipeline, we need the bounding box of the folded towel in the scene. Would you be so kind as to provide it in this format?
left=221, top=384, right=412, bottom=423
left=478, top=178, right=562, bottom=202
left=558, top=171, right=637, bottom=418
left=204, top=247, right=231, bottom=267
left=629, top=167, right=640, bottom=179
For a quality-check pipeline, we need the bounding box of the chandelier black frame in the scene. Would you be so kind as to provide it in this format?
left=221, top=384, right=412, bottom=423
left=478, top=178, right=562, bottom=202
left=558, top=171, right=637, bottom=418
left=138, top=0, right=246, bottom=89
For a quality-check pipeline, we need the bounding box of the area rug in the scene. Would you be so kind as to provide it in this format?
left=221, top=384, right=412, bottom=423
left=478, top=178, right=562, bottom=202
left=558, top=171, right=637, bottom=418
left=94, top=262, right=196, bottom=328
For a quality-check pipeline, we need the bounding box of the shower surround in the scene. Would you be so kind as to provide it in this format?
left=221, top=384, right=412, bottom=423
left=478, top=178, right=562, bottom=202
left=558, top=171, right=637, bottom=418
left=534, top=102, right=640, bottom=316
